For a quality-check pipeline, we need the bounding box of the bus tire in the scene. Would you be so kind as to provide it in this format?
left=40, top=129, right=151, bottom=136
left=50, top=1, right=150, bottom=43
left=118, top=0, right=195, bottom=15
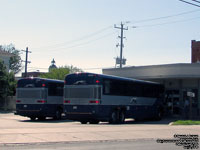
left=109, top=110, right=118, bottom=124
left=54, top=109, right=62, bottom=120
left=80, top=121, right=88, bottom=124
left=154, top=108, right=162, bottom=121
left=38, top=117, right=46, bottom=120
left=119, top=111, right=125, bottom=124
left=89, top=120, right=99, bottom=124
left=30, top=117, right=36, bottom=121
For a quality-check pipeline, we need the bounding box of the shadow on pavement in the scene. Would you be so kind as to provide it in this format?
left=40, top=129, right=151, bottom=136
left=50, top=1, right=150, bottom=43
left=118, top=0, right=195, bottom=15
left=0, top=110, right=14, bottom=114
left=99, top=116, right=182, bottom=125
left=19, top=117, right=75, bottom=123
left=18, top=116, right=181, bottom=125
left=125, top=116, right=182, bottom=125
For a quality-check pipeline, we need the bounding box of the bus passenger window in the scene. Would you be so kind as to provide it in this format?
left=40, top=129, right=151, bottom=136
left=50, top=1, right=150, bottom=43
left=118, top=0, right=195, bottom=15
left=48, top=83, right=63, bottom=96
left=103, top=80, right=110, bottom=94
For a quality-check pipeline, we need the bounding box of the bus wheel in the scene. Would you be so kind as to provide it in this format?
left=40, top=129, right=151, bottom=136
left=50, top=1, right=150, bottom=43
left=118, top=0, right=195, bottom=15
left=89, top=120, right=99, bottom=124
left=80, top=121, right=88, bottom=124
left=154, top=108, right=162, bottom=121
left=54, top=109, right=62, bottom=120
left=38, top=117, right=46, bottom=120
left=30, top=117, right=36, bottom=121
left=109, top=111, right=118, bottom=124
left=119, top=111, right=125, bottom=124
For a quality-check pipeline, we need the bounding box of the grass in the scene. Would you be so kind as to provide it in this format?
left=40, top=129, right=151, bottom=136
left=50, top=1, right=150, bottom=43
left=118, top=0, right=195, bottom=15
left=172, top=120, right=200, bottom=125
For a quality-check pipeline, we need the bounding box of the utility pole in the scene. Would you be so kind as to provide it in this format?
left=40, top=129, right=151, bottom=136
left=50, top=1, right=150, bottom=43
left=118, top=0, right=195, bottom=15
left=114, top=22, right=128, bottom=68
left=22, top=47, right=31, bottom=77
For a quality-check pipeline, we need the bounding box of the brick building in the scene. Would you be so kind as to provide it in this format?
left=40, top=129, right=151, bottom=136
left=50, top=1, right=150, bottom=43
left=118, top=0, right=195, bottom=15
left=191, top=40, right=200, bottom=63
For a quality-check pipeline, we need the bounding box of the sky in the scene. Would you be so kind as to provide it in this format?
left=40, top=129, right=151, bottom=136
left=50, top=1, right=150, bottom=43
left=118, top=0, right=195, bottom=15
left=1, top=0, right=200, bottom=76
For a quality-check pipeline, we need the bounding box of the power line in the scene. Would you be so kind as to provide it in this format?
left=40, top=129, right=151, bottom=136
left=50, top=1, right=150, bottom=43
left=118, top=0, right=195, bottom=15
left=31, top=9, right=200, bottom=53
left=28, top=67, right=48, bottom=70
left=32, top=31, right=117, bottom=54
left=33, top=26, right=113, bottom=50
left=133, top=16, right=200, bottom=28
left=191, top=0, right=200, bottom=4
left=28, top=66, right=115, bottom=71
left=82, top=67, right=114, bottom=70
left=130, top=9, right=200, bottom=24
left=179, top=0, right=200, bottom=7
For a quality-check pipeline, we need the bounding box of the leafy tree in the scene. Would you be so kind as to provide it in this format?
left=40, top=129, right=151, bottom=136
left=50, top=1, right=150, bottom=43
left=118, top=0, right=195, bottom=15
left=0, top=61, right=8, bottom=100
left=7, top=72, right=16, bottom=96
left=40, top=67, right=70, bottom=80
left=0, top=44, right=22, bottom=74
left=0, top=60, right=16, bottom=99
left=67, top=65, right=82, bottom=73
left=40, top=66, right=82, bottom=80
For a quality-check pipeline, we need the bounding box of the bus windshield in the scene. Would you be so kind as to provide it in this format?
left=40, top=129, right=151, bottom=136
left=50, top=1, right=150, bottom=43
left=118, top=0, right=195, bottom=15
left=17, top=78, right=44, bottom=88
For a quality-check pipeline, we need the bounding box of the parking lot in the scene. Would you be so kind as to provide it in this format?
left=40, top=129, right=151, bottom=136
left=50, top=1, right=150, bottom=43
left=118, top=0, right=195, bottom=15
left=0, top=112, right=199, bottom=146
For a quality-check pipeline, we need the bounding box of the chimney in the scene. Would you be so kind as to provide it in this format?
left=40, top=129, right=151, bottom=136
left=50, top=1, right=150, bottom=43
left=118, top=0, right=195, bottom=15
left=191, top=40, right=200, bottom=63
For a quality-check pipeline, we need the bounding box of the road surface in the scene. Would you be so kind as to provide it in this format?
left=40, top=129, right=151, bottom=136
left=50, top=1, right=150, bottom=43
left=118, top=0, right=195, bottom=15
left=0, top=113, right=199, bottom=149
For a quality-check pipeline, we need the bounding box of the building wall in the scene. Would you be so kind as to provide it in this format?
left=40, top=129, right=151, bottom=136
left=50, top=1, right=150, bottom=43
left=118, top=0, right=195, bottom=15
left=103, top=63, right=200, bottom=80
left=103, top=64, right=200, bottom=118
left=182, top=79, right=198, bottom=88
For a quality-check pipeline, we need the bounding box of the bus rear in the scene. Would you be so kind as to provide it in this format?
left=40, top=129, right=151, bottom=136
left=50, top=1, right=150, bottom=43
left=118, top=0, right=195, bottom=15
left=64, top=73, right=102, bottom=124
left=16, top=78, right=64, bottom=120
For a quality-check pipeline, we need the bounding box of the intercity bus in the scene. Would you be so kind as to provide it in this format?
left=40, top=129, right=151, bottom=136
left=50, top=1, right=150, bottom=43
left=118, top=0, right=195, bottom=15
left=15, top=78, right=64, bottom=120
left=63, top=73, right=165, bottom=124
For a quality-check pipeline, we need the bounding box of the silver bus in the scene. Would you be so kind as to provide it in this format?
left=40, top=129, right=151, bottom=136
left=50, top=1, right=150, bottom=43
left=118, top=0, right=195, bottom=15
left=63, top=73, right=165, bottom=124
left=15, top=77, right=64, bottom=120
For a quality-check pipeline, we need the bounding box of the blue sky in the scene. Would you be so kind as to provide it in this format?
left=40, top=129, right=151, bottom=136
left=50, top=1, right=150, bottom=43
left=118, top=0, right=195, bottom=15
left=1, top=0, right=200, bottom=75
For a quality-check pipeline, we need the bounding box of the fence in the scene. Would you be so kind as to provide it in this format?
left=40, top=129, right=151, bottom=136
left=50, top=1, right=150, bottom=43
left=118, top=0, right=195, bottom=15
left=0, top=96, right=16, bottom=111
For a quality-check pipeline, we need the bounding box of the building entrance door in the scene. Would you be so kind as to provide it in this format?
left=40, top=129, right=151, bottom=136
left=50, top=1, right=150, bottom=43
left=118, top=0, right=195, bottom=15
left=165, top=89, right=180, bottom=115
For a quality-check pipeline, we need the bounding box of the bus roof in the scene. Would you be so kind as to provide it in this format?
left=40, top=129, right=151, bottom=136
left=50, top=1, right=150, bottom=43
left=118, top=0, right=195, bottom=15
left=65, top=72, right=161, bottom=85
left=18, top=77, right=64, bottom=83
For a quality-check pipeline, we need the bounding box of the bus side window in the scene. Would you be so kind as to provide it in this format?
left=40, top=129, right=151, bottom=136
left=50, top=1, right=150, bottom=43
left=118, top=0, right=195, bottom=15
left=142, top=84, right=156, bottom=98
left=103, top=80, right=110, bottom=95
left=57, top=85, right=63, bottom=96
left=48, top=83, right=63, bottom=96
left=48, top=83, right=56, bottom=96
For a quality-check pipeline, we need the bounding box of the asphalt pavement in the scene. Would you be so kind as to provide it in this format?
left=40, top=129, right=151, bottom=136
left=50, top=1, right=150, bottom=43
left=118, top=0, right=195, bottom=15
left=0, top=113, right=199, bottom=150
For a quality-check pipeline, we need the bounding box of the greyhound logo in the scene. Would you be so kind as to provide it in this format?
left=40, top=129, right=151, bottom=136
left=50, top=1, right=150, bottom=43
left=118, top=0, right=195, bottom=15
left=130, top=97, right=137, bottom=104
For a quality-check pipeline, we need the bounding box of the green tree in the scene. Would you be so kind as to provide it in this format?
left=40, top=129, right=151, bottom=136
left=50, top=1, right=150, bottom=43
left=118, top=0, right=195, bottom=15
left=0, top=61, right=8, bottom=100
left=7, top=72, right=16, bottom=96
left=40, top=66, right=82, bottom=80
left=0, top=60, right=16, bottom=99
left=67, top=65, right=82, bottom=73
left=0, top=44, right=22, bottom=74
left=40, top=67, right=70, bottom=80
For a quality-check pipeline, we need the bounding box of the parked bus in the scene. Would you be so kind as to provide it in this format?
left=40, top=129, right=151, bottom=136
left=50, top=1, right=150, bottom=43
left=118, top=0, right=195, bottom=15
left=15, top=77, right=64, bottom=120
left=64, top=73, right=165, bottom=124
